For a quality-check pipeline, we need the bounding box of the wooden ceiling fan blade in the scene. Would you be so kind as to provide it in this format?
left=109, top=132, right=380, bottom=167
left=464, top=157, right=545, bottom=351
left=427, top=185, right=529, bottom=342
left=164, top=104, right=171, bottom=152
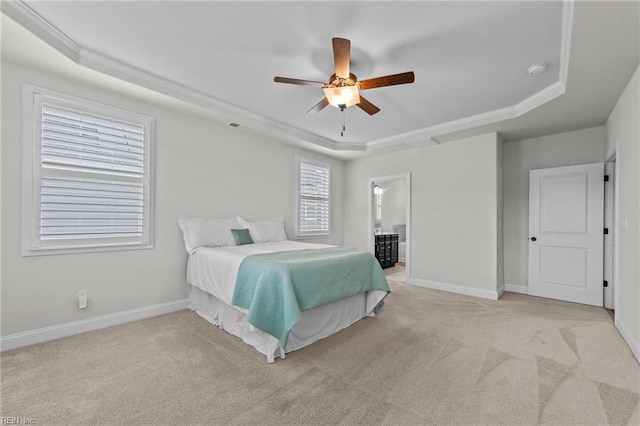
left=332, top=37, right=351, bottom=79
left=307, top=97, right=329, bottom=113
left=274, top=76, right=325, bottom=87
left=358, top=71, right=415, bottom=90
left=357, top=96, right=381, bottom=115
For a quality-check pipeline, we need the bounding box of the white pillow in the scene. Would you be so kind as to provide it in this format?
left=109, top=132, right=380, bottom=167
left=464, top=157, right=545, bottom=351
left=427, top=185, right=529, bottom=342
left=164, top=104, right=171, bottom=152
left=236, top=217, right=287, bottom=243
left=177, top=217, right=239, bottom=254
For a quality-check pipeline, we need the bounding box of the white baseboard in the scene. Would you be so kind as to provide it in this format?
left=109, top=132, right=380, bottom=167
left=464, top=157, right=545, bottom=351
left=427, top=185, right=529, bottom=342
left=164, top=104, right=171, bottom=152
left=504, top=283, right=529, bottom=294
left=407, top=277, right=501, bottom=300
left=615, top=319, right=640, bottom=364
left=0, top=298, right=188, bottom=352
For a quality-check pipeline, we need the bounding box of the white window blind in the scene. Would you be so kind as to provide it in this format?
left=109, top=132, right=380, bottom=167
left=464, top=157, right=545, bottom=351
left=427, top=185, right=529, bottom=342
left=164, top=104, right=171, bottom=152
left=296, top=157, right=330, bottom=237
left=23, top=86, right=154, bottom=255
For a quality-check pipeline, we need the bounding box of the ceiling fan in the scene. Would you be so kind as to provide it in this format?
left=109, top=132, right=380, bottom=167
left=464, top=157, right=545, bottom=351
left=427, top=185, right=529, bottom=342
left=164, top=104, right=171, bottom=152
left=274, top=37, right=415, bottom=115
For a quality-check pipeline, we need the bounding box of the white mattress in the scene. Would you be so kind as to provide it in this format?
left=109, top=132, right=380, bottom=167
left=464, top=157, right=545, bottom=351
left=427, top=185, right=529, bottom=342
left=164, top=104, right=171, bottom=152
left=187, top=240, right=333, bottom=306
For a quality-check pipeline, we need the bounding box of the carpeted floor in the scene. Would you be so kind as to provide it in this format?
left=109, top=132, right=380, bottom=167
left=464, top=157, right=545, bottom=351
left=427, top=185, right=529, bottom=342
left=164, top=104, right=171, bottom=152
left=383, top=265, right=407, bottom=282
left=1, top=280, right=639, bottom=425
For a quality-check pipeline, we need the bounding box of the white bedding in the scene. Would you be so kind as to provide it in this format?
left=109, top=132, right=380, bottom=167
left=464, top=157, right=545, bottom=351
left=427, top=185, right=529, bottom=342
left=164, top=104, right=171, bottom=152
left=186, top=240, right=388, bottom=362
left=187, top=240, right=333, bottom=306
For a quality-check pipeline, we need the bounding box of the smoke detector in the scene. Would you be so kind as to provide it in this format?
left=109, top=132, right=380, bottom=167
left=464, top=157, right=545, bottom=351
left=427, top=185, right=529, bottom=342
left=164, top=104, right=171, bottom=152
left=528, top=63, right=548, bottom=75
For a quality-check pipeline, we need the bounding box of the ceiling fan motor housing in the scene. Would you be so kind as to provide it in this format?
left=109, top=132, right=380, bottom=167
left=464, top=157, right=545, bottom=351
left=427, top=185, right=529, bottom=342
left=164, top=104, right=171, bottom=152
left=325, top=73, right=359, bottom=89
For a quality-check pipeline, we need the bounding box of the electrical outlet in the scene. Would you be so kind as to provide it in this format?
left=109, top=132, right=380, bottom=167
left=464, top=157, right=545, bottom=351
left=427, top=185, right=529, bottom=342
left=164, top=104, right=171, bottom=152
left=77, top=290, right=88, bottom=309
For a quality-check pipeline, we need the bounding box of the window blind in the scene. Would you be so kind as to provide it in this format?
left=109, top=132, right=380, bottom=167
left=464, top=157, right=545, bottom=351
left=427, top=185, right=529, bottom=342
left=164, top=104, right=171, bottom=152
left=40, top=177, right=144, bottom=240
left=42, top=104, right=145, bottom=176
left=39, top=104, right=146, bottom=242
left=298, top=161, right=330, bottom=235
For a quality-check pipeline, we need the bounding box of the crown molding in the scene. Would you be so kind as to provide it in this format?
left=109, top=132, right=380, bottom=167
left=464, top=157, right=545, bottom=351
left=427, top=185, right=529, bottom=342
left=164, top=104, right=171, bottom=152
left=76, top=46, right=347, bottom=152
left=367, top=104, right=517, bottom=150
left=1, top=0, right=344, bottom=153
left=2, top=0, right=574, bottom=156
left=558, top=0, right=574, bottom=87
left=365, top=77, right=567, bottom=151
left=1, top=0, right=80, bottom=61
left=366, top=0, right=574, bottom=150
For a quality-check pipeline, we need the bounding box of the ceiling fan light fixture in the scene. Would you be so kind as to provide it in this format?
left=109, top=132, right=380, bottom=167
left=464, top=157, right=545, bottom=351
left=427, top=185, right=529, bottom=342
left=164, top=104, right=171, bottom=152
left=323, top=85, right=360, bottom=108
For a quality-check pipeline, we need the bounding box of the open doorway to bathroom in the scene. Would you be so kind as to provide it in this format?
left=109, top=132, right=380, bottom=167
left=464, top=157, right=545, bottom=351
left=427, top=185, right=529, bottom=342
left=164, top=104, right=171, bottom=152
left=368, top=174, right=411, bottom=284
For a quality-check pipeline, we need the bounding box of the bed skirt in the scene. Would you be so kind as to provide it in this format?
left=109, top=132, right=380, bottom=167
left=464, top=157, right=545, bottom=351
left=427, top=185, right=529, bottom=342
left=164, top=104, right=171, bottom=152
left=188, top=284, right=387, bottom=363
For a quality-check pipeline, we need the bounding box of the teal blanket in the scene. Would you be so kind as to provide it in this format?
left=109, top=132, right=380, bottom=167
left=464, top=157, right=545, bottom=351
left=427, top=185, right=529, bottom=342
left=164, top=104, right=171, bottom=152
left=231, top=247, right=390, bottom=347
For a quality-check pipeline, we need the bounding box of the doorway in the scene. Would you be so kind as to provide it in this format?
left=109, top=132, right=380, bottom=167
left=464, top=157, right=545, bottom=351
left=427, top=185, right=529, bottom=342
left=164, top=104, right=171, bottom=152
left=368, top=174, right=411, bottom=283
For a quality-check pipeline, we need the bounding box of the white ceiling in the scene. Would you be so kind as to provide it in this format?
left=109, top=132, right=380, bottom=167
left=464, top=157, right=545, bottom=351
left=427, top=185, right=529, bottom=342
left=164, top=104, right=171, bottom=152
left=2, top=1, right=638, bottom=160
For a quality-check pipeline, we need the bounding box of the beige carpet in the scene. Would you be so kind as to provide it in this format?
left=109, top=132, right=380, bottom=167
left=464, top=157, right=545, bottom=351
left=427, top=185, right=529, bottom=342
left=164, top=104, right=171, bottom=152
left=2, top=281, right=639, bottom=425
left=383, top=265, right=407, bottom=282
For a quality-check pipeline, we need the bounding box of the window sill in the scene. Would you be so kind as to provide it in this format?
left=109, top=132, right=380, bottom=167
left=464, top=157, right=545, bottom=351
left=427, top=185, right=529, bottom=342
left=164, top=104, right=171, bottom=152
left=22, top=242, right=154, bottom=257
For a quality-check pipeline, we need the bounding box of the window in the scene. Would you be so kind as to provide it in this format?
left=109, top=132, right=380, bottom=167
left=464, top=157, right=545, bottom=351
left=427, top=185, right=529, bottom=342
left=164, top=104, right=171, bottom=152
left=295, top=156, right=330, bottom=237
left=22, top=85, right=155, bottom=256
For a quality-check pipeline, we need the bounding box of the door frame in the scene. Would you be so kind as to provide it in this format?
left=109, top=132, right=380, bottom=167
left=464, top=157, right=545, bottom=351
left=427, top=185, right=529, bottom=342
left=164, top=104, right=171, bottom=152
left=604, top=155, right=616, bottom=310
left=368, top=173, right=411, bottom=279
left=605, top=146, right=619, bottom=314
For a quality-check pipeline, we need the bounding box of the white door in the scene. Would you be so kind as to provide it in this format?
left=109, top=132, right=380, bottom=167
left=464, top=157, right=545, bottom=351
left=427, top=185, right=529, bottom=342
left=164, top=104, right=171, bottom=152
left=528, top=163, right=604, bottom=306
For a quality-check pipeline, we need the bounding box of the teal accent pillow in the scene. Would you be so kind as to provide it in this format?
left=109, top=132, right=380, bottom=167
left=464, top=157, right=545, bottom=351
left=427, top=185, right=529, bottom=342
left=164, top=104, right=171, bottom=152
left=231, top=228, right=254, bottom=245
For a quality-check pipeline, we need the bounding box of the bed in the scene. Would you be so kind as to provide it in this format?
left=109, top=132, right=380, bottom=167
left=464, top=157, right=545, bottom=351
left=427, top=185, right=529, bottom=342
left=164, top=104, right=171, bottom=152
left=179, top=216, right=390, bottom=362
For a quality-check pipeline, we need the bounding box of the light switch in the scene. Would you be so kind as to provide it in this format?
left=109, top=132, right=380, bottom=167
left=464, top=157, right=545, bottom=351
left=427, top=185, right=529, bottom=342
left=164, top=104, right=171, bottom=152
left=621, top=217, right=628, bottom=230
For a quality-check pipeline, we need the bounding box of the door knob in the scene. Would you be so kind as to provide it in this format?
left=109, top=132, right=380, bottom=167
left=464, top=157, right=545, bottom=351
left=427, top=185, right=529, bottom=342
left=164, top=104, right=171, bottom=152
left=530, top=237, right=537, bottom=241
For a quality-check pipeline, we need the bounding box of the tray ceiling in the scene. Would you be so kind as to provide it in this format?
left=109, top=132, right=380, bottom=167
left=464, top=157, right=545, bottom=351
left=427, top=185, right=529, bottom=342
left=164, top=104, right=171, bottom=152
left=2, top=1, right=638, bottom=158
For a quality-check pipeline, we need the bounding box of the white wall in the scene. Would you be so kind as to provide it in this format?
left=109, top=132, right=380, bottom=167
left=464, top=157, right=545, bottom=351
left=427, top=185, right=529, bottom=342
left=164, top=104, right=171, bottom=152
left=502, top=127, right=607, bottom=290
left=605, top=65, right=640, bottom=361
left=1, top=61, right=345, bottom=337
left=345, top=133, right=503, bottom=299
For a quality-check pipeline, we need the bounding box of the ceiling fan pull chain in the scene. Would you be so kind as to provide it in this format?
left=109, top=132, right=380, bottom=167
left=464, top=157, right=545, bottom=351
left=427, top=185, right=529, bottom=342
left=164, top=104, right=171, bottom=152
left=341, top=107, right=346, bottom=137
